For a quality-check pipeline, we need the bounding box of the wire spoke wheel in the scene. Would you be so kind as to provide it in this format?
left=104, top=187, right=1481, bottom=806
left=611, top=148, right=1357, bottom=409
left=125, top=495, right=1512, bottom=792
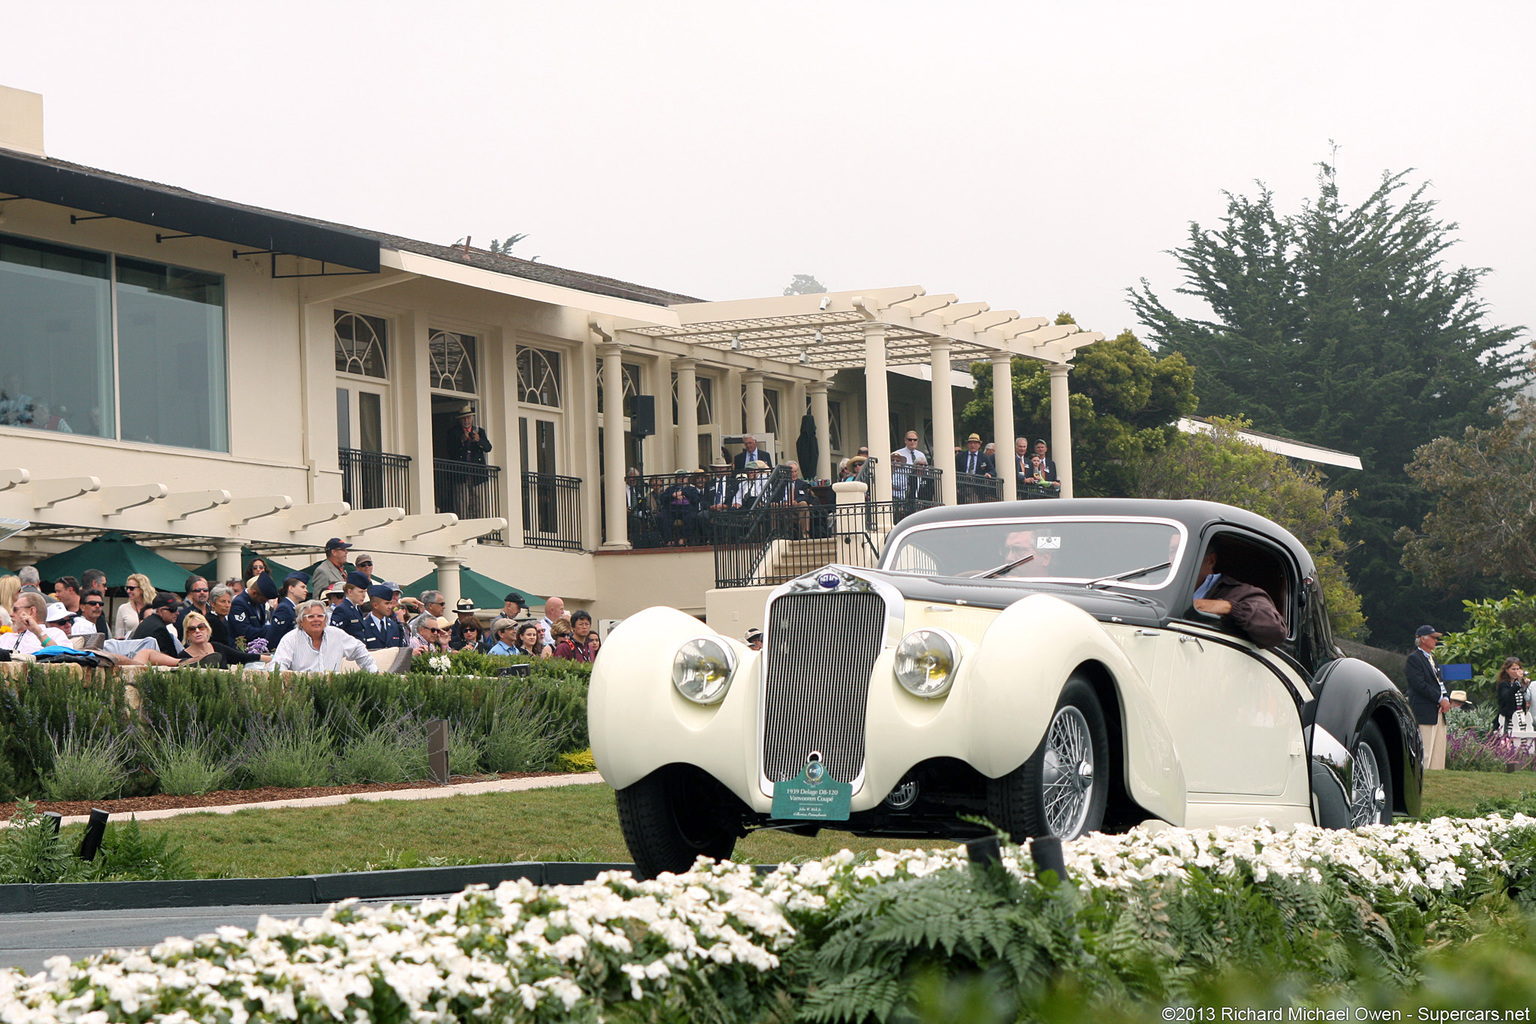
left=1041, top=706, right=1095, bottom=836
left=1349, top=732, right=1387, bottom=826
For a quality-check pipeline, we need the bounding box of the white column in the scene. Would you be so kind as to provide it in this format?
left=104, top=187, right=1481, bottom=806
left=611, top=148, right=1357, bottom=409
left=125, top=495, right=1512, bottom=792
left=1049, top=362, right=1075, bottom=499
left=496, top=326, right=525, bottom=548
left=599, top=343, right=631, bottom=549
left=431, top=555, right=462, bottom=609
left=807, top=380, right=832, bottom=484
left=992, top=353, right=1017, bottom=502
left=930, top=338, right=957, bottom=506
left=675, top=357, right=699, bottom=471
left=214, top=539, right=244, bottom=586
left=399, top=311, right=434, bottom=517
left=863, top=322, right=892, bottom=503
left=742, top=371, right=767, bottom=436
left=580, top=335, right=602, bottom=551
left=652, top=350, right=673, bottom=473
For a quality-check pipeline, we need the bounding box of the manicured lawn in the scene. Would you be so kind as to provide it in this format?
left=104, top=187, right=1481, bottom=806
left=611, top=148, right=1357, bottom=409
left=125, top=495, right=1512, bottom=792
left=114, top=769, right=1535, bottom=879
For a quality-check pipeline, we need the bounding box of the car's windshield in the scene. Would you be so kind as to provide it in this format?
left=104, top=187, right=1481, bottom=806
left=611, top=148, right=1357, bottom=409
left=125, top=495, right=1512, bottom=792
left=883, top=517, right=1185, bottom=587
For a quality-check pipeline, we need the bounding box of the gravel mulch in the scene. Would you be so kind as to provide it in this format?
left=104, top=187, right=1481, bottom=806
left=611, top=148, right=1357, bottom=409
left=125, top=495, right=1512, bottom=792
left=0, top=771, right=565, bottom=823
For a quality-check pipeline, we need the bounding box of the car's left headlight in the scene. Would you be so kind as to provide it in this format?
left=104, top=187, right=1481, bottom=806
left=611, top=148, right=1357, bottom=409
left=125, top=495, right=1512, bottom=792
left=894, top=628, right=960, bottom=698
left=672, top=637, right=736, bottom=705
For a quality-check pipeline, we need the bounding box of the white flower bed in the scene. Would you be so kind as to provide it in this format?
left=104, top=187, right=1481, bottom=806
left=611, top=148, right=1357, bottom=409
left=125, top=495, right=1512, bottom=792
left=1, top=815, right=1532, bottom=1023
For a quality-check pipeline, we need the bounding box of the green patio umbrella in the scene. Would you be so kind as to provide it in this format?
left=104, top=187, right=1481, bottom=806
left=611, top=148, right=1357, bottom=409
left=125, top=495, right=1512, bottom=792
left=190, top=548, right=296, bottom=583
left=29, top=531, right=195, bottom=593
left=401, top=565, right=542, bottom=611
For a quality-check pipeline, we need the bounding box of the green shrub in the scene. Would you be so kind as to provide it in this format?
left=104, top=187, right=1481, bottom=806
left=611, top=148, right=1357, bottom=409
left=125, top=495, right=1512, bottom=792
left=1439, top=590, right=1536, bottom=706
left=43, top=728, right=130, bottom=801
left=556, top=748, right=597, bottom=774
left=334, top=720, right=417, bottom=785
left=483, top=704, right=563, bottom=773
left=145, top=727, right=233, bottom=796
left=240, top=712, right=335, bottom=788
left=0, top=801, right=194, bottom=884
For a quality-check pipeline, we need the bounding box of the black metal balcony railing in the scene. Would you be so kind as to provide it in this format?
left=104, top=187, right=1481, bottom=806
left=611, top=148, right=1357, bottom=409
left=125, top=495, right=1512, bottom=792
left=713, top=499, right=912, bottom=589
left=613, top=470, right=744, bottom=549
left=522, top=472, right=583, bottom=551
left=434, top=460, right=504, bottom=544
left=339, top=448, right=412, bottom=513
left=954, top=471, right=1004, bottom=503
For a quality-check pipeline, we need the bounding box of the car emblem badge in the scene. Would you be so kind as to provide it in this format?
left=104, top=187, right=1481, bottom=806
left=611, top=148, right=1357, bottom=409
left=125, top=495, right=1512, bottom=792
left=817, top=572, right=841, bottom=589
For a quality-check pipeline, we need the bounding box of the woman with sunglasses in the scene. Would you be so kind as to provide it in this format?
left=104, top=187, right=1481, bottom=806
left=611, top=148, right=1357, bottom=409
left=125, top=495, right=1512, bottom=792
left=450, top=621, right=484, bottom=652
left=179, top=611, right=271, bottom=668
left=114, top=573, right=156, bottom=639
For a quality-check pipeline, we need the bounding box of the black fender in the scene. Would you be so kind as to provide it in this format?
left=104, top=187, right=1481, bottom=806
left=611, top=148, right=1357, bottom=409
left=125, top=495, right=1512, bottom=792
left=1307, top=657, right=1423, bottom=824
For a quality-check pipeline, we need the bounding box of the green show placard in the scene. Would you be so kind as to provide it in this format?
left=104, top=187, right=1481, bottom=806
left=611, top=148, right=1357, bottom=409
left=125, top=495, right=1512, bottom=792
left=771, top=761, right=852, bottom=821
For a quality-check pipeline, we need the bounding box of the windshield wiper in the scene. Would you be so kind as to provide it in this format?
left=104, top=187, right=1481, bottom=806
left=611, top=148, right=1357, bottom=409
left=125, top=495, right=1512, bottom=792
left=978, top=553, right=1035, bottom=579
left=1087, top=561, right=1171, bottom=589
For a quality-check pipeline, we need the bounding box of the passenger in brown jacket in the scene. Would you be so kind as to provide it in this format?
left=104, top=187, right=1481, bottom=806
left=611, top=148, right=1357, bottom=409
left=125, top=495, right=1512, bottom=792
left=1191, top=546, right=1288, bottom=649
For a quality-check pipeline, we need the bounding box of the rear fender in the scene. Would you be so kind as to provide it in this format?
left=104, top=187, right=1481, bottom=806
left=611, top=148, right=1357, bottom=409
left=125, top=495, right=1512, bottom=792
left=1309, top=657, right=1423, bottom=819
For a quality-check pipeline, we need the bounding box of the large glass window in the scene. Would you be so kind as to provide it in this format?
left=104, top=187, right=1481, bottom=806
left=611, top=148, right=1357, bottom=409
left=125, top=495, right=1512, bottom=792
left=0, top=234, right=114, bottom=438
left=0, top=232, right=230, bottom=450
left=116, top=258, right=227, bottom=451
left=517, top=347, right=563, bottom=407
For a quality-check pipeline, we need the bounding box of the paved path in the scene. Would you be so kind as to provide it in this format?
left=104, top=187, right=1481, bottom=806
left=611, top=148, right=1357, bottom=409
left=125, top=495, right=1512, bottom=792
left=15, top=772, right=607, bottom=828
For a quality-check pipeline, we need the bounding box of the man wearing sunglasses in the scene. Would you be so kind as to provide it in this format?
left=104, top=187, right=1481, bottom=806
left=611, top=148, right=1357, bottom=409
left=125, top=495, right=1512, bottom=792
left=74, top=588, right=108, bottom=637
left=175, top=575, right=211, bottom=635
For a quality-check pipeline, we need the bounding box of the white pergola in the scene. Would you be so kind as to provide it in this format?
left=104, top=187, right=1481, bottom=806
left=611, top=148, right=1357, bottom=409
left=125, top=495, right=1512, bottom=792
left=601, top=286, right=1103, bottom=547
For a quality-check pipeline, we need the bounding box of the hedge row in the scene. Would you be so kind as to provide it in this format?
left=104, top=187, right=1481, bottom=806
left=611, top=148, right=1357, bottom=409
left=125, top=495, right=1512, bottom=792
left=0, top=653, right=590, bottom=802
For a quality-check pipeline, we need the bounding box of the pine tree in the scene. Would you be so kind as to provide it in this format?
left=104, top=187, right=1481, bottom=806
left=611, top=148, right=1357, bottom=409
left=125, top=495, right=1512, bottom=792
left=1129, top=160, right=1527, bottom=639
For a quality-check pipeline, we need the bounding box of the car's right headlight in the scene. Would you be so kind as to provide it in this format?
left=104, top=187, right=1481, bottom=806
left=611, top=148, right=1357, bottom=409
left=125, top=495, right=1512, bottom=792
left=894, top=628, right=960, bottom=698
left=672, top=637, right=736, bottom=705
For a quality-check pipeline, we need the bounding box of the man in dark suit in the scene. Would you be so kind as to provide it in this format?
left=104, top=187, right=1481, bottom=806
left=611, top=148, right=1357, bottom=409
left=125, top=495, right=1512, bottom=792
left=1405, top=625, right=1450, bottom=770
left=360, top=584, right=406, bottom=650
left=1026, top=439, right=1058, bottom=483
left=264, top=573, right=309, bottom=647
left=732, top=435, right=772, bottom=473
left=955, top=433, right=996, bottom=503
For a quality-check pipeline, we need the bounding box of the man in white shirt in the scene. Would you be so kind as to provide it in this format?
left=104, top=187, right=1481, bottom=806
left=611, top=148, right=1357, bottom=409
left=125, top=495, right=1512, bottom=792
left=0, top=593, right=70, bottom=654
left=892, top=431, right=926, bottom=503
left=272, top=600, right=379, bottom=673
left=538, top=596, right=567, bottom=647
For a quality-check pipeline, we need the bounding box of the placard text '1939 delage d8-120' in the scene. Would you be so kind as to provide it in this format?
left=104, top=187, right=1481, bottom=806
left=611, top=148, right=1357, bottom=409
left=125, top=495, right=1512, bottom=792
left=590, top=499, right=1422, bottom=878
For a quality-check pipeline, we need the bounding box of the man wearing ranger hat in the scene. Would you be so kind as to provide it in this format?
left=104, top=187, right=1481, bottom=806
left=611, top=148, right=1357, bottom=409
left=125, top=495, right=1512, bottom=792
left=1406, top=625, right=1451, bottom=770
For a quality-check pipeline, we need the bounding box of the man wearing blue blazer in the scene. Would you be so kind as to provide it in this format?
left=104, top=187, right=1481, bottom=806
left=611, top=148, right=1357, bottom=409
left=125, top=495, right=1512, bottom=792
left=360, top=583, right=406, bottom=650
left=330, top=571, right=371, bottom=639
left=264, top=573, right=309, bottom=647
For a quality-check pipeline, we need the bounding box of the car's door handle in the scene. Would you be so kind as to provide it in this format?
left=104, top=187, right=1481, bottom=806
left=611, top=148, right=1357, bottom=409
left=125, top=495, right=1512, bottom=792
left=1134, top=629, right=1161, bottom=637
left=1178, top=635, right=1204, bottom=650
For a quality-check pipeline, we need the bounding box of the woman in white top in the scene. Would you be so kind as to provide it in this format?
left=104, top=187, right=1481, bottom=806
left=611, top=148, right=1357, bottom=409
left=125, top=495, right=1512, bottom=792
left=114, top=573, right=155, bottom=639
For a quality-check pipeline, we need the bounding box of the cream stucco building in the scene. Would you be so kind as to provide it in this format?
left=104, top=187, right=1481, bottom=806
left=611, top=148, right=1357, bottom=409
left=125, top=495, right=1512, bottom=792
left=0, top=84, right=1101, bottom=620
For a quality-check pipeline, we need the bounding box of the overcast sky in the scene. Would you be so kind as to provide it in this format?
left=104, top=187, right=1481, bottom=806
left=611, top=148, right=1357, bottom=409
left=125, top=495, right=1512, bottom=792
left=7, top=1, right=1533, bottom=347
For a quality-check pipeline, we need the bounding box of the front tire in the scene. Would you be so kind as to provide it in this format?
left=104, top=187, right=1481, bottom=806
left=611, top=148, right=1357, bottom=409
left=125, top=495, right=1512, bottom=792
left=989, top=677, right=1110, bottom=841
left=1349, top=721, right=1393, bottom=827
left=615, top=766, right=739, bottom=879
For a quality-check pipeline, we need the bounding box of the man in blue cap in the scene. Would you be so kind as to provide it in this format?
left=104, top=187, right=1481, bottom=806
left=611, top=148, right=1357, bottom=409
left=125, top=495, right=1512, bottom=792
left=360, top=583, right=405, bottom=650
left=229, top=572, right=278, bottom=643
left=330, top=570, right=371, bottom=639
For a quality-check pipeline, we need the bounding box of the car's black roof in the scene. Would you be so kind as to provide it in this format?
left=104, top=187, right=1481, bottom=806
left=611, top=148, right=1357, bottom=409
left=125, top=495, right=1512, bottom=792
left=884, top=498, right=1317, bottom=577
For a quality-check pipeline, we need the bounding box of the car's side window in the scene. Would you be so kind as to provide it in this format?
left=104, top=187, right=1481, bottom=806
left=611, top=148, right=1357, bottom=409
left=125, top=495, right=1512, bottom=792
left=1188, top=532, right=1295, bottom=643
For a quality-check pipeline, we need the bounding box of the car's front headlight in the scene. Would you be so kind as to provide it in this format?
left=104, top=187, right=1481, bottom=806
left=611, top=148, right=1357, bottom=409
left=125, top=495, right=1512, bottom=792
left=894, top=628, right=960, bottom=698
left=672, top=637, right=736, bottom=705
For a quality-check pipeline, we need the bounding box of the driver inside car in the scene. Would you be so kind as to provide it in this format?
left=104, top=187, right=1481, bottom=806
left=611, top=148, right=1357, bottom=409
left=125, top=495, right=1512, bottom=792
left=1191, top=543, right=1287, bottom=649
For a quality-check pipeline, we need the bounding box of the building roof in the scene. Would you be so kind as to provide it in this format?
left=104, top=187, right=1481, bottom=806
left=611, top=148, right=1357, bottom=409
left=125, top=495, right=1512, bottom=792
left=0, top=148, right=698, bottom=307
left=1176, top=417, right=1363, bottom=471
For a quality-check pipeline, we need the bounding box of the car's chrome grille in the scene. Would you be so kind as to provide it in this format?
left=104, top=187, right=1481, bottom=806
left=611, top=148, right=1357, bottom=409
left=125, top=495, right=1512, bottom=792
left=762, top=590, right=886, bottom=786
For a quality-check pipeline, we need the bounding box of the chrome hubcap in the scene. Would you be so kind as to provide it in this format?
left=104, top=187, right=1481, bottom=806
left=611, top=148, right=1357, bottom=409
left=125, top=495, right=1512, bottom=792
left=1041, top=706, right=1094, bottom=838
left=1349, top=741, right=1385, bottom=826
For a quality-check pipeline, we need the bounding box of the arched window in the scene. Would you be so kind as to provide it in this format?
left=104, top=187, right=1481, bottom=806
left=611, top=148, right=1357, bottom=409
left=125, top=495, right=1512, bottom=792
left=428, top=329, right=477, bottom=394
left=335, top=311, right=388, bottom=378
left=516, top=347, right=562, bottom=407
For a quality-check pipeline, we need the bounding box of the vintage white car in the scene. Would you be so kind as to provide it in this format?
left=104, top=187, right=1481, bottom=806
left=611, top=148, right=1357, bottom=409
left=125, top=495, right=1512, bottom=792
left=590, top=499, right=1423, bottom=878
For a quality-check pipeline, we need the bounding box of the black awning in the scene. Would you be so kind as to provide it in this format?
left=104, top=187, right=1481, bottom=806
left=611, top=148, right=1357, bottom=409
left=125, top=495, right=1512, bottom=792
left=0, top=150, right=379, bottom=273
